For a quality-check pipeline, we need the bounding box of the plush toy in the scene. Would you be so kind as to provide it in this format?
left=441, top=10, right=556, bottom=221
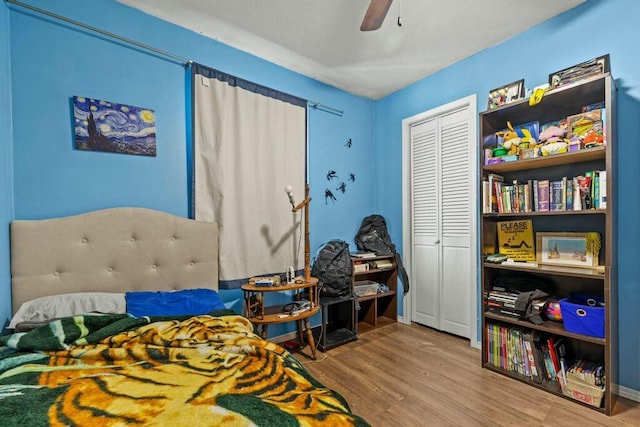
left=538, top=123, right=568, bottom=155
left=495, top=121, right=522, bottom=155
left=538, top=125, right=566, bottom=144
left=519, top=128, right=538, bottom=150
left=540, top=141, right=568, bottom=156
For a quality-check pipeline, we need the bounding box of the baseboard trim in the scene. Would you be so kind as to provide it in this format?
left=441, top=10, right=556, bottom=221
left=270, top=330, right=298, bottom=344
left=618, top=384, right=640, bottom=402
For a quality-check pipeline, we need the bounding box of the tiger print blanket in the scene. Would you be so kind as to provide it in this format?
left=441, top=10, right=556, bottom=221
left=0, top=312, right=369, bottom=426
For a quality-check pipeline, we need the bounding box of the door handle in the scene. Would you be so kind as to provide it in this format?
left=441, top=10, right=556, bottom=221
left=434, top=240, right=440, bottom=244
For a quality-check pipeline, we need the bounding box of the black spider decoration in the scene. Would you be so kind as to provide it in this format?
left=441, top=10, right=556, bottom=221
left=348, top=173, right=356, bottom=182
left=345, top=138, right=352, bottom=148
left=336, top=182, right=347, bottom=193
left=325, top=189, right=337, bottom=204
left=326, top=170, right=338, bottom=180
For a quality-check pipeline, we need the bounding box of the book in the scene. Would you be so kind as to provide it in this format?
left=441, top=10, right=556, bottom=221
left=550, top=180, right=564, bottom=211
left=353, top=252, right=376, bottom=258
left=523, top=331, right=542, bottom=383
left=488, top=174, right=504, bottom=213
left=599, top=170, right=607, bottom=208
left=497, top=219, right=535, bottom=261
left=482, top=180, right=491, bottom=213
left=593, top=173, right=600, bottom=209
left=529, top=331, right=548, bottom=382
left=547, top=336, right=561, bottom=375
left=540, top=341, right=557, bottom=381
left=537, top=180, right=550, bottom=211
left=561, top=177, right=567, bottom=211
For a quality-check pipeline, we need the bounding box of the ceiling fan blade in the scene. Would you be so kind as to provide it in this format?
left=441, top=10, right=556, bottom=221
left=360, top=0, right=393, bottom=31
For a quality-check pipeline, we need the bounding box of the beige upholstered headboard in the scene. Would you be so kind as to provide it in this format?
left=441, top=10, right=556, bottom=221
left=10, top=207, right=218, bottom=313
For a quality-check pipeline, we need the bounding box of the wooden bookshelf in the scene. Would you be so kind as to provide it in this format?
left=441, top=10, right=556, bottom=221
left=480, top=73, right=617, bottom=415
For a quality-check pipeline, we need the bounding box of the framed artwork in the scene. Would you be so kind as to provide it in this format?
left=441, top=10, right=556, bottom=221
left=548, top=54, right=610, bottom=89
left=536, top=232, right=601, bottom=268
left=487, top=79, right=525, bottom=110
left=73, top=96, right=156, bottom=156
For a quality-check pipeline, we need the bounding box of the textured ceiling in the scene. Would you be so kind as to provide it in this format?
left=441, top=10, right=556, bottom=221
left=118, top=0, right=585, bottom=100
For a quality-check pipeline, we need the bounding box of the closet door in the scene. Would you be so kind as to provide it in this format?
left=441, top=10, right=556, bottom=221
left=439, top=109, right=470, bottom=338
left=410, top=118, right=440, bottom=329
left=410, top=108, right=471, bottom=338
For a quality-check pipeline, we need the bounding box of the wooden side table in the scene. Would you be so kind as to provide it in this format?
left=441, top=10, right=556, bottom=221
left=241, top=277, right=319, bottom=359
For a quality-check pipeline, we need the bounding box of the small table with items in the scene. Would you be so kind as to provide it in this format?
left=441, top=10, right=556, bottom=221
left=241, top=277, right=319, bottom=359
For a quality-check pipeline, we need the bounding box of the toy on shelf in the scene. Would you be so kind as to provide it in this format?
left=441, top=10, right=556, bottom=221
left=538, top=123, right=568, bottom=156
left=495, top=121, right=522, bottom=156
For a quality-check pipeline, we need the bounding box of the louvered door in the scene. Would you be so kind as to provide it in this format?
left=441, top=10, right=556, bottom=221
left=410, top=108, right=471, bottom=338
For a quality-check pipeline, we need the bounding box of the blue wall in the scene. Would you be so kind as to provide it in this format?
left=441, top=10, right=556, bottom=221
left=375, top=0, right=640, bottom=394
left=4, top=0, right=639, bottom=395
left=3, top=0, right=374, bottom=335
left=0, top=3, right=14, bottom=327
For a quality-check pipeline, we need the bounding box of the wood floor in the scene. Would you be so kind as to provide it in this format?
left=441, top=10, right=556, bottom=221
left=295, top=323, right=640, bottom=426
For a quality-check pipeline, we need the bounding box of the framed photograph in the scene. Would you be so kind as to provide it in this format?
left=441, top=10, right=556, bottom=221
left=536, top=232, right=601, bottom=268
left=548, top=54, right=610, bottom=89
left=488, top=79, right=525, bottom=110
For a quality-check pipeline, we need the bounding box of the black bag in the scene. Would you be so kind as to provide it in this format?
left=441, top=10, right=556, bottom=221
left=311, top=240, right=353, bottom=297
left=354, top=215, right=410, bottom=294
left=354, top=214, right=395, bottom=255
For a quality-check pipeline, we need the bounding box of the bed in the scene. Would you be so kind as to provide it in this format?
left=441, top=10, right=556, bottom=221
left=0, top=207, right=368, bottom=426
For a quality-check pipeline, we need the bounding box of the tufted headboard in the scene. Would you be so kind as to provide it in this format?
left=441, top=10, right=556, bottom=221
left=10, top=207, right=218, bottom=313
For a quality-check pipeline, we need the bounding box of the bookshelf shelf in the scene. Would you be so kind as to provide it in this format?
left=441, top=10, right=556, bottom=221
left=352, top=255, right=397, bottom=332
left=483, top=209, right=606, bottom=218
left=484, top=312, right=606, bottom=345
left=480, top=73, right=617, bottom=415
left=483, top=263, right=606, bottom=280
left=483, top=146, right=606, bottom=173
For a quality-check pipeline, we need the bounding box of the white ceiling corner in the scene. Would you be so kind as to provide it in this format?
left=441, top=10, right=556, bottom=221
left=117, top=0, right=585, bottom=100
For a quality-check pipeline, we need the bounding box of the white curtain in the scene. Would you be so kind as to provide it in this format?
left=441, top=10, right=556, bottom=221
left=192, top=65, right=306, bottom=289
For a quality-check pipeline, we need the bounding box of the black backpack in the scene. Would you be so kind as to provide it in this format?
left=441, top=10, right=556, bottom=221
left=354, top=214, right=410, bottom=294
left=311, top=240, right=353, bottom=297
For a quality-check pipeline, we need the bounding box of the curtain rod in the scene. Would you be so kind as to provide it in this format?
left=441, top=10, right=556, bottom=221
left=308, top=101, right=344, bottom=117
left=5, top=0, right=192, bottom=65
left=7, top=0, right=344, bottom=117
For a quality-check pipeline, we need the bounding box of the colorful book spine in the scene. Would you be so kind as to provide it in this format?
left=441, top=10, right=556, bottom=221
left=599, top=170, right=607, bottom=208
left=594, top=173, right=600, bottom=209
left=537, top=180, right=550, bottom=211
left=550, top=180, right=564, bottom=211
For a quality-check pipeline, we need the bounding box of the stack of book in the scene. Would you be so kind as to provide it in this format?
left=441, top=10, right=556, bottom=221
left=485, top=289, right=520, bottom=318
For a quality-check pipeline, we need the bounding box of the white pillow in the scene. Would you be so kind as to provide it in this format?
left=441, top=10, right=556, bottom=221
left=9, top=292, right=126, bottom=329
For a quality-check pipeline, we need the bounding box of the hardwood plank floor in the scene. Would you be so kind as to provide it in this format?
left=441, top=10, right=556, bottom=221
left=295, top=323, right=640, bottom=426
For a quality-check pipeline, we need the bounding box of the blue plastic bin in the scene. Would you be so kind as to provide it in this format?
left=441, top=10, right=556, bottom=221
left=559, top=294, right=605, bottom=338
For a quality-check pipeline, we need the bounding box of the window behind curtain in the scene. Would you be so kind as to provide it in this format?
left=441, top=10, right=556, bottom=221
left=191, top=65, right=306, bottom=289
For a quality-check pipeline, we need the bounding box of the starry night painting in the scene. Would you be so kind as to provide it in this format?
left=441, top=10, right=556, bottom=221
left=73, top=96, right=156, bottom=156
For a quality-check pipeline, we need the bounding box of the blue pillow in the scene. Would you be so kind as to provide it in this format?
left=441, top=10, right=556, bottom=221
left=126, top=289, right=226, bottom=317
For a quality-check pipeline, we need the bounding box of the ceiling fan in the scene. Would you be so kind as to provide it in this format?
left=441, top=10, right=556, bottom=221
left=360, top=0, right=393, bottom=31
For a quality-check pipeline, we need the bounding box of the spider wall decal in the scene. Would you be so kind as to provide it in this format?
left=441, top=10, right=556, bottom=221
left=345, top=138, right=352, bottom=148
left=325, top=189, right=337, bottom=204
left=326, top=170, right=338, bottom=180
left=348, top=173, right=356, bottom=182
left=336, top=182, right=347, bottom=193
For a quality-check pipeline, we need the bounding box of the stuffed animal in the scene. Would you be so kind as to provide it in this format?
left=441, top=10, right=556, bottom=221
left=495, top=121, right=522, bottom=155
left=538, top=125, right=566, bottom=144
left=538, top=123, right=568, bottom=155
